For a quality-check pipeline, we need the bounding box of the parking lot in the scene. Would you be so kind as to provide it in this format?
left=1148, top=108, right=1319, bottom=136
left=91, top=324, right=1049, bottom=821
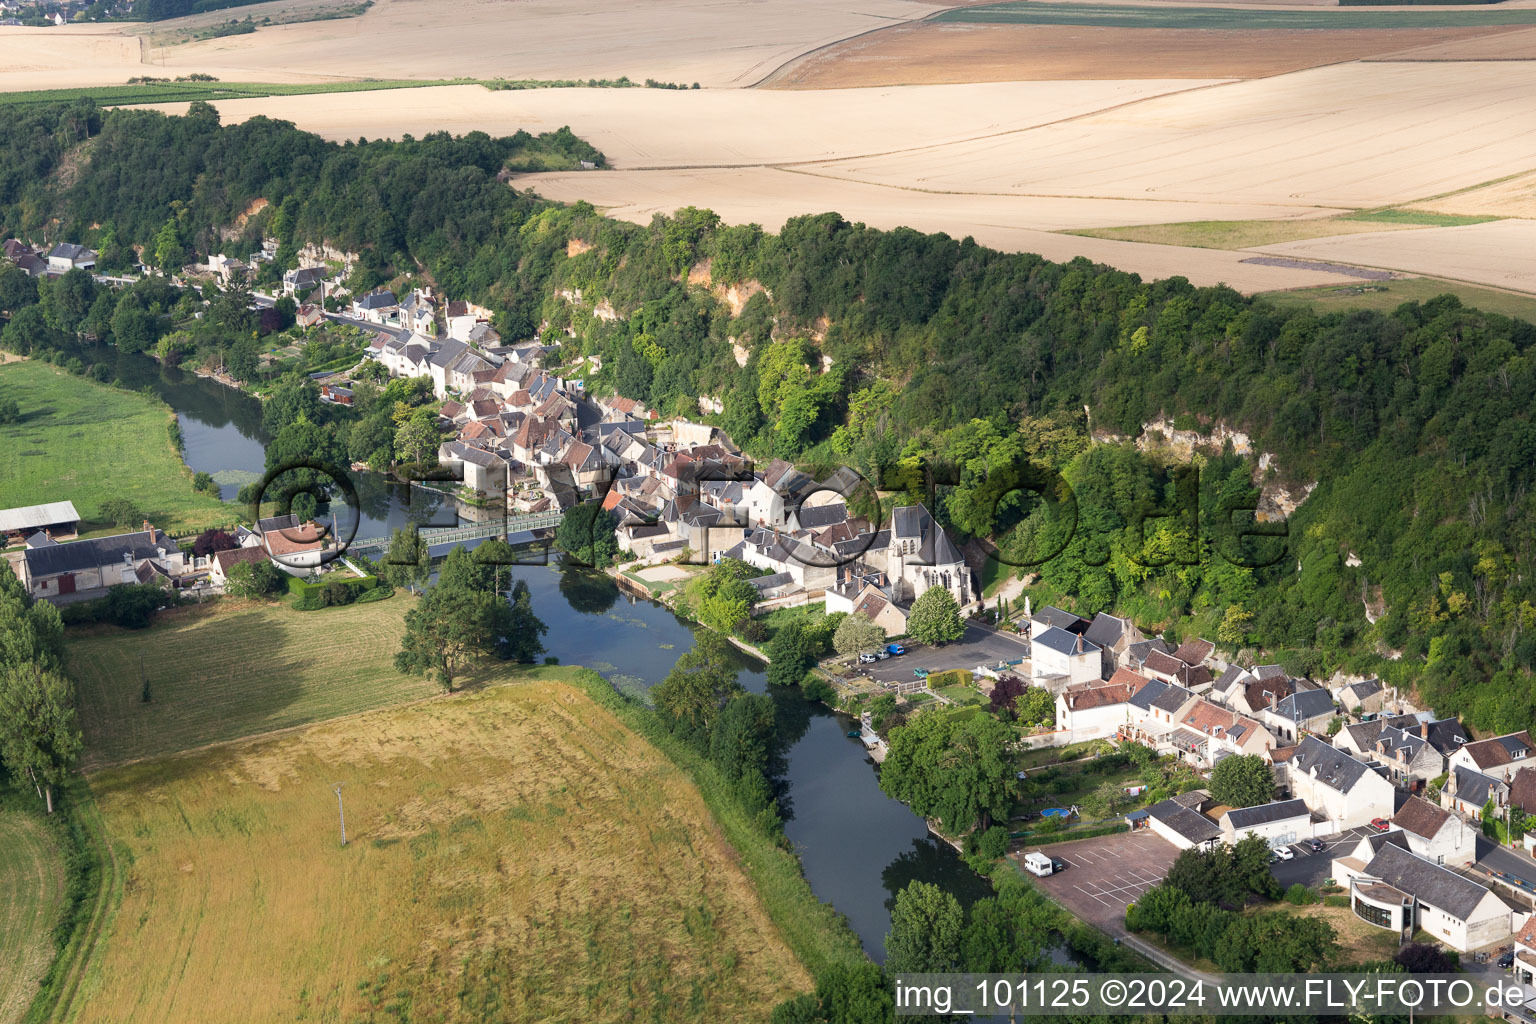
left=1268, top=825, right=1376, bottom=888
left=859, top=624, right=1030, bottom=685
left=1024, top=830, right=1180, bottom=935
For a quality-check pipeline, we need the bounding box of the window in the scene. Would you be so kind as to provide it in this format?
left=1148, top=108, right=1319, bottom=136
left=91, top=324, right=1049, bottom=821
left=1354, top=896, right=1394, bottom=929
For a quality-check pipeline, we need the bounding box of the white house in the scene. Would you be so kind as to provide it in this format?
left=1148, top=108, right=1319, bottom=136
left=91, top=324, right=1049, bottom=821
left=1392, top=796, right=1477, bottom=868
left=1450, top=731, right=1535, bottom=783
left=1145, top=790, right=1221, bottom=851
left=1055, top=675, right=1138, bottom=744
left=1030, top=626, right=1102, bottom=692
left=1282, top=736, right=1395, bottom=831
left=46, top=242, right=95, bottom=274
left=1218, top=798, right=1311, bottom=849
left=1335, top=842, right=1513, bottom=952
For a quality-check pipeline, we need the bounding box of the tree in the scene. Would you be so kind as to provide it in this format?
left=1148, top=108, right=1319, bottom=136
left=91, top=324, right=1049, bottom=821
left=907, top=586, right=964, bottom=646
left=771, top=963, right=893, bottom=1024
left=382, top=526, right=431, bottom=593
left=395, top=582, right=511, bottom=692
left=652, top=630, right=741, bottom=739
left=765, top=621, right=816, bottom=687
left=880, top=709, right=1014, bottom=833
left=960, top=882, right=1052, bottom=972
left=98, top=498, right=144, bottom=529
left=192, top=529, right=238, bottom=557
left=110, top=290, right=158, bottom=354
left=223, top=559, right=281, bottom=598
left=1209, top=753, right=1276, bottom=808
left=501, top=579, right=548, bottom=663
left=0, top=663, right=82, bottom=814
left=885, top=880, right=964, bottom=975
left=988, top=674, right=1026, bottom=718
left=553, top=502, right=620, bottom=570
left=393, top=407, right=441, bottom=467
left=1396, top=942, right=1457, bottom=973
left=833, top=612, right=886, bottom=657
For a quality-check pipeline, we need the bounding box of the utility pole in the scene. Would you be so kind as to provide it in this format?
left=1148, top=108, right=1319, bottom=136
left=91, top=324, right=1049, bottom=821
left=333, top=783, right=347, bottom=846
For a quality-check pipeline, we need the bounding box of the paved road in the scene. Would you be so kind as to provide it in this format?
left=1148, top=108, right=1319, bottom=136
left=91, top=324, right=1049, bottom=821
left=1474, top=838, right=1536, bottom=897
left=1269, top=825, right=1376, bottom=888
left=858, top=623, right=1029, bottom=684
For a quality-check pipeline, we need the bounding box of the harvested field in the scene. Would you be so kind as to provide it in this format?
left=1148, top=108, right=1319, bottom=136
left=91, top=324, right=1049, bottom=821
left=0, top=803, right=64, bottom=1024
left=1368, top=24, right=1536, bottom=60
left=933, top=2, right=1536, bottom=30
left=134, top=78, right=1218, bottom=164
left=523, top=166, right=1369, bottom=292
left=1411, top=168, right=1536, bottom=219
left=0, top=0, right=939, bottom=93
left=802, top=62, right=1536, bottom=208
left=1254, top=219, right=1536, bottom=293
left=67, top=597, right=433, bottom=769
left=765, top=22, right=1515, bottom=87
left=76, top=681, right=810, bottom=1024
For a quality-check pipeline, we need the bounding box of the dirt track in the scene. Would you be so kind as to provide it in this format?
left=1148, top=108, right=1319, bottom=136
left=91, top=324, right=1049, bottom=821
left=764, top=22, right=1517, bottom=87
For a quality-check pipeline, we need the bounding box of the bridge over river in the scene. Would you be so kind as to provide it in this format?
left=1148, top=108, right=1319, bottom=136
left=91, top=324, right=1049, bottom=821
left=347, top=510, right=566, bottom=556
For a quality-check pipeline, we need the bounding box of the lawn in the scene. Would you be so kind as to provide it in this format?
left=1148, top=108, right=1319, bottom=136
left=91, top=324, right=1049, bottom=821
left=76, top=681, right=811, bottom=1024
left=0, top=360, right=230, bottom=535
left=66, top=595, right=435, bottom=769
left=1068, top=217, right=1435, bottom=251
left=0, top=800, right=65, bottom=1024
left=755, top=601, right=828, bottom=641
left=1261, top=276, right=1536, bottom=324
left=1273, top=902, right=1402, bottom=966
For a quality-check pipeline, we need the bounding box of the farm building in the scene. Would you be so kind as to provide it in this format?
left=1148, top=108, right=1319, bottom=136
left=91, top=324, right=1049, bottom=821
left=20, top=527, right=185, bottom=600
left=0, top=500, right=79, bottom=544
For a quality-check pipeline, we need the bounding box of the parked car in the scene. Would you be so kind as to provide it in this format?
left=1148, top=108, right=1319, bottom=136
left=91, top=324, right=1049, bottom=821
left=1370, top=818, right=1391, bottom=832
left=1050, top=857, right=1066, bottom=873
left=886, top=643, right=905, bottom=656
left=1274, top=846, right=1295, bottom=861
left=858, top=652, right=877, bottom=664
left=1309, top=838, right=1325, bottom=852
left=875, top=649, right=890, bottom=660
left=1500, top=951, right=1516, bottom=970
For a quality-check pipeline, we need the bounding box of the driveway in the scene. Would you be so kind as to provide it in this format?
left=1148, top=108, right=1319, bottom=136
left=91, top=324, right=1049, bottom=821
left=1024, top=830, right=1179, bottom=937
left=1269, top=825, right=1375, bottom=888
left=860, top=623, right=1030, bottom=684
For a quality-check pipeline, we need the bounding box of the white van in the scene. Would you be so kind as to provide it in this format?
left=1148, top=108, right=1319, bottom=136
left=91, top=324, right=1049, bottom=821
left=1023, top=851, right=1054, bottom=877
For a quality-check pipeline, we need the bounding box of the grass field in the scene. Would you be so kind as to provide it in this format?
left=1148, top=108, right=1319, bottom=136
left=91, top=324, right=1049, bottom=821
left=66, top=595, right=437, bottom=769
left=1262, top=276, right=1536, bottom=323
left=76, top=680, right=811, bottom=1024
left=0, top=801, right=65, bottom=1024
left=1068, top=214, right=1492, bottom=250
left=0, top=78, right=476, bottom=108
left=934, top=2, right=1536, bottom=29
left=0, top=360, right=229, bottom=535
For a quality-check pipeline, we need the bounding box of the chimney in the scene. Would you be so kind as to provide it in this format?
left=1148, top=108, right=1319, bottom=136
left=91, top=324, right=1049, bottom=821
left=142, top=519, right=152, bottom=533
left=1420, top=721, right=1429, bottom=739
left=1076, top=633, right=1083, bottom=654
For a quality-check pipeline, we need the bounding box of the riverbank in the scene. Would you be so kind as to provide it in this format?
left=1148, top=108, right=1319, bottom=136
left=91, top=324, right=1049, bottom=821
left=0, top=359, right=231, bottom=535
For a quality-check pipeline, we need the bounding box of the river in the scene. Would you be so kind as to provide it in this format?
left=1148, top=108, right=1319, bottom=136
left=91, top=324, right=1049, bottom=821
left=109, top=347, right=995, bottom=960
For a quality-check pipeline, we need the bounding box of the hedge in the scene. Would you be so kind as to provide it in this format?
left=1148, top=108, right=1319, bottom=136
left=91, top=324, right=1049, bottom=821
left=286, top=573, right=378, bottom=601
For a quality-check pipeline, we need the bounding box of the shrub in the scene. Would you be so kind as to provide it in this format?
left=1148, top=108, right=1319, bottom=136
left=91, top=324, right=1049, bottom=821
left=1284, top=883, right=1316, bottom=906
left=801, top=678, right=836, bottom=705
left=1323, top=893, right=1349, bottom=908
left=976, top=825, right=1009, bottom=860
left=286, top=571, right=377, bottom=607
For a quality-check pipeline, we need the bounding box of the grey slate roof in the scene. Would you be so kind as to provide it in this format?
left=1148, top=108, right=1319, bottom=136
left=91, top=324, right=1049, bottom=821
left=1128, top=678, right=1172, bottom=713
left=1363, top=843, right=1497, bottom=921
left=794, top=503, right=848, bottom=530
left=1083, top=612, right=1134, bottom=650
left=749, top=572, right=794, bottom=592
left=1272, top=688, right=1336, bottom=723
left=1033, top=605, right=1086, bottom=632
left=1223, top=798, right=1309, bottom=831
left=357, top=290, right=397, bottom=310
left=1032, top=625, right=1101, bottom=658
left=1291, top=736, right=1373, bottom=794
left=1451, top=765, right=1505, bottom=807
left=1147, top=797, right=1221, bottom=843
left=23, top=529, right=173, bottom=577
left=889, top=504, right=963, bottom=567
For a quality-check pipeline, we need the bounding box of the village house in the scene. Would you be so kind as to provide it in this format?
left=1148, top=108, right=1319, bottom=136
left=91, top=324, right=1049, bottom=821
left=1117, top=677, right=1199, bottom=751
left=1449, top=731, right=1535, bottom=783
left=1219, top=798, right=1311, bottom=849
left=1144, top=790, right=1222, bottom=851
left=1336, top=678, right=1387, bottom=715
left=1029, top=604, right=1088, bottom=637
left=20, top=525, right=185, bottom=600
left=1030, top=626, right=1102, bottom=693
left=1260, top=688, right=1337, bottom=743
left=46, top=242, right=95, bottom=274
left=282, top=265, right=326, bottom=297
left=1364, top=723, right=1448, bottom=790
left=1441, top=764, right=1509, bottom=820
left=1176, top=698, right=1276, bottom=766
left=354, top=289, right=399, bottom=325
left=1391, top=796, right=1477, bottom=867
left=1081, top=611, right=1143, bottom=676
left=1332, top=842, right=1512, bottom=952
left=1281, top=736, right=1395, bottom=831
left=252, top=514, right=328, bottom=570
left=439, top=441, right=510, bottom=503
left=1054, top=673, right=1139, bottom=744
left=207, top=545, right=270, bottom=588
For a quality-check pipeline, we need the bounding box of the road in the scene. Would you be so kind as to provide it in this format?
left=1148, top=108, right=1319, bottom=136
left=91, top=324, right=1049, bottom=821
left=859, top=623, right=1030, bottom=684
